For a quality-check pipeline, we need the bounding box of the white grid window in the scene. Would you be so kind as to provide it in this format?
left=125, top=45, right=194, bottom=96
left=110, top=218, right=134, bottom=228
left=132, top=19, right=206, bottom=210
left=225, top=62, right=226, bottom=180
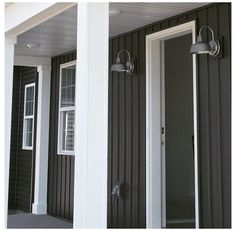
left=22, top=83, right=35, bottom=150
left=58, top=61, right=76, bottom=155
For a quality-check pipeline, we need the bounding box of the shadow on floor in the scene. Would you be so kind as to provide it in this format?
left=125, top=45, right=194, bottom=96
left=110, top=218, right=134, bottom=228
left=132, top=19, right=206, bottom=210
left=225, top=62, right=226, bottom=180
left=8, top=213, right=73, bottom=229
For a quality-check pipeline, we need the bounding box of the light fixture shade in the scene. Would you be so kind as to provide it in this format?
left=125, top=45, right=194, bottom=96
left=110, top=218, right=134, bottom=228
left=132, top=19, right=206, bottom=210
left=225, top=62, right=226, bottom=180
left=110, top=62, right=126, bottom=72
left=190, top=26, right=221, bottom=57
left=111, top=49, right=136, bottom=75
left=190, top=41, right=211, bottom=54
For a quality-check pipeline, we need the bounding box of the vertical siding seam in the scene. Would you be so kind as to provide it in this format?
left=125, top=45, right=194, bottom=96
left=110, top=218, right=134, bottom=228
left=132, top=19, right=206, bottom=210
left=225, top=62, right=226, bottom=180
left=117, top=37, right=120, bottom=226
left=110, top=39, right=114, bottom=226
left=205, top=8, right=213, bottom=227
left=131, top=32, right=134, bottom=227
left=57, top=58, right=61, bottom=217
left=14, top=67, right=22, bottom=209
left=216, top=4, right=224, bottom=227
left=68, top=157, right=71, bottom=219
left=59, top=57, right=63, bottom=217
left=48, top=59, right=53, bottom=214
left=227, top=4, right=231, bottom=228
left=54, top=58, right=58, bottom=215
left=64, top=157, right=67, bottom=218
left=55, top=57, right=60, bottom=216
left=52, top=58, right=56, bottom=215
left=123, top=35, right=127, bottom=227
left=136, top=32, right=140, bottom=227
left=51, top=58, right=55, bottom=214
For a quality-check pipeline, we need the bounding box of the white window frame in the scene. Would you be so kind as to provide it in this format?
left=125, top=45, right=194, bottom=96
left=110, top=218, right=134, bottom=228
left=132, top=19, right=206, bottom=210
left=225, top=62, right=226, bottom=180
left=57, top=60, right=76, bottom=155
left=22, top=82, right=36, bottom=150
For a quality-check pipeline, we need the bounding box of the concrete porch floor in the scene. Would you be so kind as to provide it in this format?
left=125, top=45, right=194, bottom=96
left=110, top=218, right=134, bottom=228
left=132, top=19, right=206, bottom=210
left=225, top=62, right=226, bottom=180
left=7, top=213, right=73, bottom=229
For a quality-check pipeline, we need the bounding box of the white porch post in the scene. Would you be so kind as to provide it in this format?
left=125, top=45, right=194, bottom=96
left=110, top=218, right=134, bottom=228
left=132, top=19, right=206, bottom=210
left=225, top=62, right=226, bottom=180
left=73, top=2, right=109, bottom=228
left=32, top=65, right=51, bottom=214
left=5, top=36, right=17, bottom=227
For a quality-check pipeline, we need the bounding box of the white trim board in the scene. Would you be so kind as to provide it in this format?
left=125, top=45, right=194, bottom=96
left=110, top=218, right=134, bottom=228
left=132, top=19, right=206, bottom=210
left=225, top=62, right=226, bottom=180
left=32, top=65, right=51, bottom=215
left=146, top=20, right=199, bottom=228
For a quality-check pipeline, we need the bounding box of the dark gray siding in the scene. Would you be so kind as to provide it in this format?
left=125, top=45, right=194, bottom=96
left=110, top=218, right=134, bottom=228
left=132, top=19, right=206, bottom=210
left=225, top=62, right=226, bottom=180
left=8, top=66, right=21, bottom=211
left=47, top=51, right=76, bottom=222
left=108, top=30, right=146, bottom=228
left=108, top=3, right=231, bottom=228
left=8, top=66, right=38, bottom=213
left=45, top=2, right=231, bottom=227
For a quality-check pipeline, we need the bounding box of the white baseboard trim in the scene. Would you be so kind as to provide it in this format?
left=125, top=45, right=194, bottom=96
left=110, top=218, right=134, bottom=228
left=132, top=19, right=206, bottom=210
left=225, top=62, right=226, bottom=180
left=32, top=203, right=47, bottom=215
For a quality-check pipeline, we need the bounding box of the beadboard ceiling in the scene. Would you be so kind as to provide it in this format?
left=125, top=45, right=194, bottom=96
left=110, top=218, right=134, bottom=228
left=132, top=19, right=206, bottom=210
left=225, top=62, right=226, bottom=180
left=15, top=2, right=208, bottom=57
left=109, top=2, right=208, bottom=37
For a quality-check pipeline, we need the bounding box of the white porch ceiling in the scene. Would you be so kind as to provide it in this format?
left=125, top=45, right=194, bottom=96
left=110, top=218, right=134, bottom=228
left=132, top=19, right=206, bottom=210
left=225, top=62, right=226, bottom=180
left=109, top=2, right=208, bottom=37
left=15, top=5, right=77, bottom=57
left=15, top=2, right=209, bottom=57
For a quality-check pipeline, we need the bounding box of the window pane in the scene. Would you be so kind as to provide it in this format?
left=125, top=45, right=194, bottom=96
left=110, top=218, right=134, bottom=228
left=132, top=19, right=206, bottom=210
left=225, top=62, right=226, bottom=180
left=62, top=111, right=67, bottom=150
left=61, top=87, right=75, bottom=107
left=66, top=111, right=75, bottom=151
left=26, top=132, right=32, bottom=147
left=25, top=85, right=34, bottom=116
left=60, top=110, right=75, bottom=151
left=26, top=86, right=34, bottom=101
left=61, top=69, right=67, bottom=87
left=25, top=101, right=34, bottom=116
left=60, top=65, right=76, bottom=108
left=66, top=69, right=72, bottom=86
left=26, top=118, right=33, bottom=132
left=71, top=69, right=75, bottom=85
left=24, top=118, right=33, bottom=147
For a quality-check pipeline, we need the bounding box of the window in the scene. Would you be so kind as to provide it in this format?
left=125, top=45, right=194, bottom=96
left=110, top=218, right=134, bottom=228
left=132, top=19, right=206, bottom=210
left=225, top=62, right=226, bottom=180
left=58, top=61, right=76, bottom=155
left=22, top=83, right=35, bottom=150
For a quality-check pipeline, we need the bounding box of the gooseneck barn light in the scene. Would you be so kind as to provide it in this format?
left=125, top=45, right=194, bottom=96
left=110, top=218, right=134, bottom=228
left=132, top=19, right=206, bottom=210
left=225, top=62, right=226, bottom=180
left=190, top=25, right=220, bottom=57
left=111, top=49, right=135, bottom=75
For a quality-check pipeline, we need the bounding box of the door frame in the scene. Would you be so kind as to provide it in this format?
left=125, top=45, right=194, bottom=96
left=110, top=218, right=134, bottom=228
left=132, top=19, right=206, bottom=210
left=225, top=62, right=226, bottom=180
left=146, top=21, right=199, bottom=228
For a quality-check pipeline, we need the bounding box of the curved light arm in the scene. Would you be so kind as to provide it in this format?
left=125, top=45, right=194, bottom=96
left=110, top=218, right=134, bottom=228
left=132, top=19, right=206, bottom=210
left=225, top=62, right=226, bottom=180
left=117, top=49, right=131, bottom=61
left=199, top=25, right=215, bottom=40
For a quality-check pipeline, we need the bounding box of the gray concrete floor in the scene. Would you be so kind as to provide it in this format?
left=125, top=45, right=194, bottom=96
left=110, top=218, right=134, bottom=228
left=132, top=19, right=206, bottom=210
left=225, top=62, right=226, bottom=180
left=8, top=213, right=73, bottom=229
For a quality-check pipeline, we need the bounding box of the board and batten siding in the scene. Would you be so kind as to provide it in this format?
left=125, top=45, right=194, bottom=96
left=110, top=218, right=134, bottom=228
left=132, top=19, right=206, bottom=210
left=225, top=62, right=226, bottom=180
left=8, top=66, right=38, bottom=213
left=45, top=2, right=230, bottom=227
left=47, top=51, right=76, bottom=222
left=108, top=3, right=231, bottom=228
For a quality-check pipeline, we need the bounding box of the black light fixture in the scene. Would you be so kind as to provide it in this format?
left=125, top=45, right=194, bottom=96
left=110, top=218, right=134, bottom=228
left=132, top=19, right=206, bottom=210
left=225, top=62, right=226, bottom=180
left=110, top=49, right=135, bottom=75
left=190, top=25, right=220, bottom=57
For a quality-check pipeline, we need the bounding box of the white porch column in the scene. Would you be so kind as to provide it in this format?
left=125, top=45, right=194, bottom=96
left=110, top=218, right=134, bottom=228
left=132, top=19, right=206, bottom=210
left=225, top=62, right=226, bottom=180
left=32, top=65, right=51, bottom=214
left=5, top=36, right=17, bottom=227
left=73, top=2, right=109, bottom=228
